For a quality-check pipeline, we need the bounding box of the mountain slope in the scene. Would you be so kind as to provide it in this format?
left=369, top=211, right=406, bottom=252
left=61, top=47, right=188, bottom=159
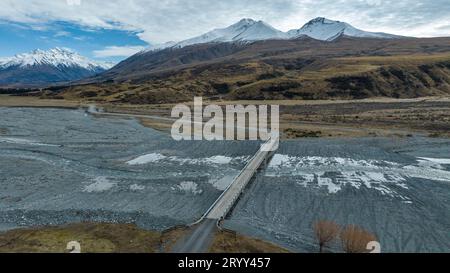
left=0, top=48, right=113, bottom=87
left=49, top=37, right=450, bottom=103
left=287, top=17, right=400, bottom=41
left=93, top=42, right=248, bottom=83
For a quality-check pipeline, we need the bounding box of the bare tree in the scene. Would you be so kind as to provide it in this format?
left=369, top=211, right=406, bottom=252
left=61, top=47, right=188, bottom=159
left=313, top=220, right=340, bottom=253
left=340, top=225, right=377, bottom=253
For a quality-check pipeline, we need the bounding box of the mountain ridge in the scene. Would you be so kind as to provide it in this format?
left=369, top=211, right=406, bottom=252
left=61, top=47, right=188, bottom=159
left=143, top=17, right=402, bottom=52
left=287, top=17, right=400, bottom=41
left=0, top=48, right=113, bottom=70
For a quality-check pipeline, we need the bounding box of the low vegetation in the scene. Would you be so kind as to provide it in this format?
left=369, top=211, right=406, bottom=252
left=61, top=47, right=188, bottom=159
left=0, top=223, right=168, bottom=253
left=340, top=225, right=378, bottom=253
left=285, top=128, right=322, bottom=138
left=314, top=221, right=340, bottom=253
left=313, top=220, right=378, bottom=253
left=0, top=223, right=288, bottom=253
left=209, top=230, right=289, bottom=253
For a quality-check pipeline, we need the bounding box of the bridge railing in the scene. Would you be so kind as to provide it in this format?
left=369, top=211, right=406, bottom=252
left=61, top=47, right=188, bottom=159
left=190, top=138, right=273, bottom=226
left=212, top=137, right=277, bottom=221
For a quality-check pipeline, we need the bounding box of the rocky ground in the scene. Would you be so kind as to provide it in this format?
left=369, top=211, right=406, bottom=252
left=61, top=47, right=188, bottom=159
left=0, top=103, right=449, bottom=253
left=225, top=138, right=450, bottom=253
left=0, top=107, right=260, bottom=231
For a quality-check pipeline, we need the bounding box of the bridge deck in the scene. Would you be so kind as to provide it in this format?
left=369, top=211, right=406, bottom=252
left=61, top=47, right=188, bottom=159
left=206, top=138, right=278, bottom=220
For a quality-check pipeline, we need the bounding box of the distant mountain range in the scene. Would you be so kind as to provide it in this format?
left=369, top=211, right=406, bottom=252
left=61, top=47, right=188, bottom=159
left=0, top=48, right=113, bottom=88
left=146, top=17, right=401, bottom=51
left=0, top=17, right=422, bottom=89
left=27, top=17, right=449, bottom=103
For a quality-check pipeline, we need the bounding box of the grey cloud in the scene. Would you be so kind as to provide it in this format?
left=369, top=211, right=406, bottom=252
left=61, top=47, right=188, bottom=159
left=437, top=25, right=450, bottom=30
left=0, top=0, right=449, bottom=44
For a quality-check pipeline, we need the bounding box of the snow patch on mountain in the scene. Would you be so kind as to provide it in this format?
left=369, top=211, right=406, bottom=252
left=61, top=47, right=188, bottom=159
left=140, top=17, right=402, bottom=53
left=155, top=18, right=288, bottom=51
left=175, top=18, right=287, bottom=48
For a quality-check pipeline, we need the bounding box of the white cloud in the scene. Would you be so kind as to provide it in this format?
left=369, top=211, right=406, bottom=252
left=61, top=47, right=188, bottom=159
left=54, top=30, right=71, bottom=37
left=93, top=45, right=145, bottom=58
left=0, top=0, right=449, bottom=45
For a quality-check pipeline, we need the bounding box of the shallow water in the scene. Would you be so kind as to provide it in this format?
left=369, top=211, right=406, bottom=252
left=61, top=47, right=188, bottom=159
left=0, top=107, right=260, bottom=230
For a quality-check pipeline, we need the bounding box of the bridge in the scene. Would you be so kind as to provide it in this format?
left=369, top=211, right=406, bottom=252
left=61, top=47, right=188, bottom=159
left=172, top=136, right=279, bottom=253
left=205, top=137, right=279, bottom=220
left=85, top=105, right=279, bottom=252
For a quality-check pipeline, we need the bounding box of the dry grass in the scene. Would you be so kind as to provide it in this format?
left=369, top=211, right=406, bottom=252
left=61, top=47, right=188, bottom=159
left=0, top=94, right=80, bottom=108
left=340, top=225, right=377, bottom=253
left=314, top=221, right=340, bottom=253
left=336, top=53, right=450, bottom=65
left=0, top=223, right=288, bottom=253
left=0, top=223, right=190, bottom=253
left=209, top=230, right=289, bottom=253
left=138, top=118, right=173, bottom=132
left=300, top=63, right=381, bottom=80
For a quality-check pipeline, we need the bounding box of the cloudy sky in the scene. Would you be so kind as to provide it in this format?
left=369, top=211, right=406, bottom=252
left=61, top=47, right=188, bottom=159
left=0, top=0, right=449, bottom=62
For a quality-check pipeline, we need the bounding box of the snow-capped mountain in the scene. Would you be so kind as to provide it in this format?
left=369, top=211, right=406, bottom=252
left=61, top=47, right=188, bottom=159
left=0, top=48, right=113, bottom=71
left=0, top=48, right=114, bottom=87
left=147, top=18, right=288, bottom=51
left=142, top=17, right=401, bottom=53
left=287, top=17, right=400, bottom=41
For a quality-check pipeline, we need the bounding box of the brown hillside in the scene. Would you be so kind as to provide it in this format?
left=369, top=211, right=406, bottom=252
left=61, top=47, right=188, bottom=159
left=43, top=37, right=450, bottom=103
